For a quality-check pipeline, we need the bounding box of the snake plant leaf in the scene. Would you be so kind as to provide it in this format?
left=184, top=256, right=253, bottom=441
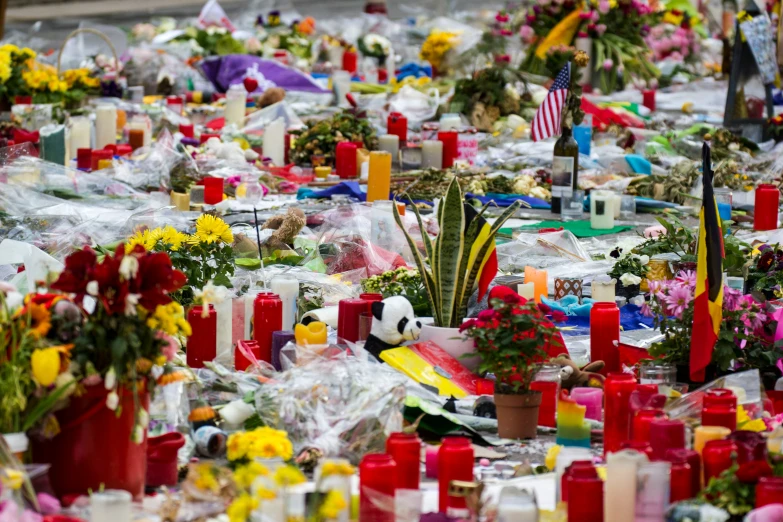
left=405, top=201, right=433, bottom=261
left=436, top=179, right=465, bottom=328
left=454, top=204, right=485, bottom=324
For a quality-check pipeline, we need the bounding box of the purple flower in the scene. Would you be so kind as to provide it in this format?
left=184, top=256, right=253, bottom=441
left=742, top=310, right=767, bottom=331
left=663, top=284, right=693, bottom=318
left=675, top=270, right=696, bottom=287
left=723, top=286, right=743, bottom=312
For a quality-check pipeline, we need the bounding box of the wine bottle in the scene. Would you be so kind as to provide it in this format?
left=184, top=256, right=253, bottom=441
left=551, top=126, right=579, bottom=214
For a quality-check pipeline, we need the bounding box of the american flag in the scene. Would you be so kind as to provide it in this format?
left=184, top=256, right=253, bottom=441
left=531, top=64, right=571, bottom=142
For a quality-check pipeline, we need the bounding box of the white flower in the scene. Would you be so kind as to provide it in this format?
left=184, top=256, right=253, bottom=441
left=119, top=255, right=139, bottom=280
left=131, top=424, right=145, bottom=444
left=86, top=281, right=99, bottom=296
left=104, top=367, right=116, bottom=390
left=137, top=408, right=149, bottom=428
left=193, top=281, right=229, bottom=317
left=3, top=291, right=23, bottom=312
left=637, top=255, right=650, bottom=265
left=620, top=273, right=642, bottom=287
left=125, top=293, right=140, bottom=316
left=106, top=391, right=119, bottom=411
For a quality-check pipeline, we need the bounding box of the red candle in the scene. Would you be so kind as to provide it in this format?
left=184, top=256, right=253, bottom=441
left=252, top=292, right=282, bottom=364
left=359, top=454, right=397, bottom=522
left=757, top=477, right=783, bottom=508
left=632, top=408, right=667, bottom=443
left=77, top=148, right=92, bottom=170
left=187, top=305, right=217, bottom=368
left=235, top=339, right=262, bottom=371
left=603, top=372, right=636, bottom=455
left=438, top=437, right=473, bottom=514
left=754, top=184, right=779, bottom=231
left=438, top=131, right=458, bottom=169
left=642, top=89, right=656, bottom=112
left=567, top=469, right=603, bottom=522
left=530, top=380, right=558, bottom=428
left=386, top=432, right=421, bottom=490
left=664, top=452, right=693, bottom=502
left=702, top=439, right=737, bottom=483
left=666, top=448, right=701, bottom=499
left=129, top=129, right=145, bottom=151
left=562, top=460, right=596, bottom=503
left=179, top=124, right=195, bottom=138
left=335, top=142, right=358, bottom=179
left=620, top=440, right=654, bottom=459
left=343, top=50, right=358, bottom=74
left=590, top=302, right=620, bottom=375
left=203, top=177, right=224, bottom=205
left=91, top=149, right=112, bottom=171
left=648, top=419, right=685, bottom=460
left=338, top=298, right=370, bottom=343
left=702, top=388, right=737, bottom=431
left=116, top=144, right=133, bottom=157
left=387, top=112, right=408, bottom=144
left=200, top=133, right=221, bottom=144
left=359, top=293, right=383, bottom=302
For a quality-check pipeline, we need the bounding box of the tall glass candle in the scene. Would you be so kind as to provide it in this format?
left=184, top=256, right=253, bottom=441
left=77, top=148, right=92, bottom=170
left=342, top=50, right=358, bottom=74
left=693, top=425, right=731, bottom=455
left=666, top=448, right=700, bottom=500
left=604, top=449, right=647, bottom=522
left=215, top=297, right=233, bottom=364
left=359, top=454, right=397, bottom=522
left=179, top=123, right=194, bottom=138
left=756, top=477, right=783, bottom=508
left=438, top=437, right=473, bottom=514
left=754, top=184, right=780, bottom=231
left=203, top=177, right=224, bottom=205
left=378, top=134, right=399, bottom=163
left=187, top=305, right=217, bottom=368
left=642, top=89, right=656, bottom=112
left=570, top=387, right=603, bottom=421
left=69, top=116, right=91, bottom=158
left=648, top=419, right=685, bottom=460
left=367, top=151, right=392, bottom=203
left=271, top=330, right=294, bottom=371
left=567, top=470, right=603, bottom=522
left=95, top=105, right=117, bottom=149
left=561, top=460, right=595, bottom=503
left=632, top=408, right=667, bottom=443
left=234, top=340, right=261, bottom=371
left=702, top=388, right=737, bottom=431
left=702, top=439, right=737, bottom=483
left=270, top=275, right=299, bottom=330
left=224, top=84, right=247, bottom=127
left=386, top=432, right=421, bottom=490
left=635, top=462, right=670, bottom=522
left=524, top=267, right=547, bottom=303
left=555, top=447, right=591, bottom=502
left=590, top=190, right=615, bottom=230
left=421, top=140, right=443, bottom=169
left=438, top=131, right=458, bottom=169
left=335, top=142, right=358, bottom=179
left=263, top=117, right=285, bottom=166
left=665, top=453, right=693, bottom=502
left=531, top=364, right=560, bottom=428
left=387, top=112, right=407, bottom=143
left=252, top=292, right=282, bottom=364
left=604, top=372, right=636, bottom=455
left=590, top=302, right=620, bottom=375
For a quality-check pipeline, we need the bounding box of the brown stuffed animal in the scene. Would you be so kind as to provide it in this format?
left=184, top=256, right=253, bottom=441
left=550, top=355, right=605, bottom=390
left=261, top=207, right=306, bottom=253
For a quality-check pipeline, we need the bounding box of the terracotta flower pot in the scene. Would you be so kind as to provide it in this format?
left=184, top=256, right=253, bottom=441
left=494, top=391, right=542, bottom=440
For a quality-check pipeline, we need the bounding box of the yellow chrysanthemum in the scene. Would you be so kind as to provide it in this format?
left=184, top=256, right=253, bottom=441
left=125, top=228, right=162, bottom=253
left=227, top=427, right=295, bottom=462
left=0, top=44, right=20, bottom=56
left=319, top=490, right=347, bottom=520
left=0, top=61, right=11, bottom=83
left=159, top=225, right=188, bottom=251
left=227, top=432, right=250, bottom=461
left=227, top=493, right=259, bottom=522
left=193, top=463, right=220, bottom=493
left=273, top=465, right=306, bottom=487
left=146, top=302, right=191, bottom=337
left=19, top=47, right=36, bottom=60
left=737, top=404, right=767, bottom=432
left=233, top=462, right=269, bottom=489
left=193, top=214, right=233, bottom=244
left=320, top=461, right=355, bottom=477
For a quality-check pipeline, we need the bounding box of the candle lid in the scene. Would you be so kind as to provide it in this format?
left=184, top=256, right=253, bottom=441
left=704, top=388, right=737, bottom=408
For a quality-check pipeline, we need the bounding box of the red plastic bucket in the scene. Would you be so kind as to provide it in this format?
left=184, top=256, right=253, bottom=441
left=32, top=383, right=149, bottom=500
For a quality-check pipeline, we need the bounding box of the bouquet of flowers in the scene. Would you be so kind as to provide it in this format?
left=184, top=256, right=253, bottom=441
left=0, top=44, right=36, bottom=103
left=175, top=26, right=246, bottom=57
left=420, top=30, right=461, bottom=73
left=608, top=252, right=650, bottom=288
left=645, top=12, right=700, bottom=64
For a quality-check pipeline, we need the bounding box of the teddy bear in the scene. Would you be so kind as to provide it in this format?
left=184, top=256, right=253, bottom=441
left=260, top=207, right=306, bottom=254
left=550, top=355, right=606, bottom=390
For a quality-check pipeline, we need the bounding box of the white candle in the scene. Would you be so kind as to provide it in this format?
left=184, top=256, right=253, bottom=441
left=497, top=486, right=538, bottom=522
left=90, top=490, right=131, bottom=522
left=95, top=105, right=117, bottom=149
left=224, top=84, right=247, bottom=128
left=215, top=297, right=233, bottom=365
left=421, top=140, right=443, bottom=169
left=263, top=118, right=285, bottom=166
left=517, top=283, right=535, bottom=300
left=270, top=275, right=299, bottom=330
left=332, top=70, right=352, bottom=108
left=634, top=462, right=670, bottom=522
left=555, top=447, right=592, bottom=503
left=327, top=46, right=344, bottom=69
left=611, top=192, right=622, bottom=219
left=591, top=279, right=617, bottom=303
left=378, top=134, right=399, bottom=162
left=440, top=113, right=461, bottom=131
left=590, top=190, right=615, bottom=230
left=244, top=289, right=262, bottom=340
left=605, top=450, right=648, bottom=522
left=69, top=116, right=91, bottom=157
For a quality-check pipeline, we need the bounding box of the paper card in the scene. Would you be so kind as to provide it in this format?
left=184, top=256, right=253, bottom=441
left=740, top=14, right=779, bottom=85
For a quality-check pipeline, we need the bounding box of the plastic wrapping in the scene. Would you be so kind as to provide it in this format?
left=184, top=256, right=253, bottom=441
left=665, top=370, right=763, bottom=424
left=252, top=353, right=406, bottom=463
left=496, top=230, right=594, bottom=270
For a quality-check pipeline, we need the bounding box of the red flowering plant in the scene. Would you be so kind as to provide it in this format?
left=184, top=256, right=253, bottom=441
left=460, top=289, right=564, bottom=394
left=50, top=244, right=187, bottom=442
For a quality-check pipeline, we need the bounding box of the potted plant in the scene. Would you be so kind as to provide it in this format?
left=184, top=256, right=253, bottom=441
left=393, top=178, right=522, bottom=366
left=460, top=294, right=562, bottom=439
left=608, top=252, right=649, bottom=299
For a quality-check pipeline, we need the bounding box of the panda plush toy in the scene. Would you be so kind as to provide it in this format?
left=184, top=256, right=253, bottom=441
left=364, top=296, right=422, bottom=361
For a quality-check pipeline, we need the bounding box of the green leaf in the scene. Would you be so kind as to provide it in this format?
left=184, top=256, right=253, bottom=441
left=436, top=179, right=466, bottom=328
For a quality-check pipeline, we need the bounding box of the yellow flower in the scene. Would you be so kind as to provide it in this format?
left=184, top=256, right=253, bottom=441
left=125, top=228, right=162, bottom=253
left=256, top=486, right=277, bottom=500
left=227, top=432, right=250, bottom=461
left=234, top=462, right=270, bottom=489
left=320, top=461, right=355, bottom=477
left=227, top=493, right=259, bottom=522
left=160, top=225, right=188, bottom=251
left=545, top=444, right=562, bottom=471
left=0, top=44, right=20, bottom=56
left=193, top=214, right=233, bottom=244
left=193, top=463, right=220, bottom=493
left=146, top=302, right=191, bottom=337
left=1, top=469, right=23, bottom=490
left=31, top=347, right=61, bottom=386
left=17, top=302, right=52, bottom=339
left=19, top=47, right=36, bottom=60
left=273, top=465, right=306, bottom=487
left=319, top=490, right=347, bottom=520
left=737, top=404, right=767, bottom=432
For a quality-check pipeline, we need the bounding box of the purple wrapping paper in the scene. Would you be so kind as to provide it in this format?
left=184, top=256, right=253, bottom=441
left=199, top=55, right=330, bottom=94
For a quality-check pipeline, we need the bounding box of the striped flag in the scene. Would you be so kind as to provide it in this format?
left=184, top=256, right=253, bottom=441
left=531, top=63, right=571, bottom=142
left=690, top=143, right=724, bottom=382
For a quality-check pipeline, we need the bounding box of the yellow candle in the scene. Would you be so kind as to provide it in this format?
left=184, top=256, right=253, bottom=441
left=694, top=426, right=731, bottom=455
left=366, top=151, right=391, bottom=203
left=295, top=322, right=327, bottom=345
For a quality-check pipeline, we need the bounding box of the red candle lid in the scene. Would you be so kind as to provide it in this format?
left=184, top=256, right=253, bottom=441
left=359, top=293, right=383, bottom=302
left=606, top=372, right=636, bottom=382
left=704, top=388, right=737, bottom=408
left=592, top=302, right=618, bottom=310
left=565, top=460, right=597, bottom=478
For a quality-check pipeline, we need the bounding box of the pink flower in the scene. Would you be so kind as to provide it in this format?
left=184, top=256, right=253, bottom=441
left=602, top=58, right=614, bottom=70
left=640, top=302, right=653, bottom=317
left=598, top=0, right=610, bottom=13
left=500, top=29, right=513, bottom=36
left=158, top=332, right=180, bottom=361
left=591, top=10, right=600, bottom=21
left=595, top=23, right=607, bottom=35
left=496, top=13, right=510, bottom=22
left=520, top=25, right=535, bottom=42
left=675, top=270, right=696, bottom=287
left=478, top=309, right=498, bottom=321
left=663, top=284, right=693, bottom=318
left=723, top=286, right=743, bottom=311
left=579, top=10, right=594, bottom=19
left=742, top=310, right=767, bottom=331
left=527, top=14, right=537, bottom=23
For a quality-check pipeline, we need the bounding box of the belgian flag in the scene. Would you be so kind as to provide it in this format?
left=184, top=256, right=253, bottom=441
left=690, top=143, right=724, bottom=382
left=464, top=204, right=497, bottom=301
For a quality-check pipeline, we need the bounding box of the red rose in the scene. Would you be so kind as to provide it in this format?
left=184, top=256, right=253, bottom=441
left=736, top=460, right=773, bottom=484
left=551, top=310, right=567, bottom=323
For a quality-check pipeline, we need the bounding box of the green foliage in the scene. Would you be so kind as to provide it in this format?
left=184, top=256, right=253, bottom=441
left=699, top=465, right=755, bottom=516
left=632, top=215, right=697, bottom=259
left=608, top=254, right=650, bottom=281
left=361, top=268, right=432, bottom=316
left=290, top=112, right=378, bottom=166
left=449, top=66, right=526, bottom=122
left=168, top=241, right=235, bottom=306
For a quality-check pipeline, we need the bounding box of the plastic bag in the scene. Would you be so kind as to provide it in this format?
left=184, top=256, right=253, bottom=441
left=387, top=85, right=440, bottom=123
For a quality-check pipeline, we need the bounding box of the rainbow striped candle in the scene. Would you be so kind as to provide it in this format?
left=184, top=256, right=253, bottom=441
left=556, top=390, right=591, bottom=448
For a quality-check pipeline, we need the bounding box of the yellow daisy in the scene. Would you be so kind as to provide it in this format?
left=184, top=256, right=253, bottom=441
left=193, top=214, right=233, bottom=244
left=160, top=225, right=188, bottom=251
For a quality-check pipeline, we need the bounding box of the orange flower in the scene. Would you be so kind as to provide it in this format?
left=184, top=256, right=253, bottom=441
left=15, top=302, right=51, bottom=339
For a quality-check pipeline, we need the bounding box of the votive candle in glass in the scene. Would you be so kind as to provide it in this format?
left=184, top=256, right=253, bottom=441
left=252, top=292, right=282, bottom=363
left=386, top=432, right=421, bottom=490
left=666, top=448, right=700, bottom=500
left=567, top=467, right=603, bottom=522
left=603, top=372, right=637, bottom=455
left=438, top=131, right=458, bottom=169
left=421, top=140, right=443, bottom=169
left=648, top=419, right=685, bottom=460
left=387, top=112, right=408, bottom=144
left=590, top=302, right=620, bottom=375
left=604, top=449, right=647, bottom=522
left=756, top=477, right=783, bottom=508
left=702, top=388, right=737, bottom=431
left=359, top=454, right=397, bottom=522
left=438, top=437, right=473, bottom=514
left=664, top=451, right=693, bottom=502
left=337, top=298, right=370, bottom=343
left=335, top=141, right=358, bottom=179
left=203, top=177, right=224, bottom=205
left=703, top=439, right=737, bottom=483
left=270, top=275, right=299, bottom=331
left=187, top=305, right=217, bottom=368
left=632, top=408, right=667, bottom=443
left=367, top=151, right=392, bottom=203
left=634, top=462, right=670, bottom=522
left=591, top=279, right=616, bottom=303
left=90, top=489, right=132, bottom=522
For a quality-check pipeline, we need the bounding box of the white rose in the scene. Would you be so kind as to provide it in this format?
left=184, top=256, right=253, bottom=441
left=638, top=255, right=650, bottom=265
left=86, top=281, right=99, bottom=296
left=106, top=391, right=119, bottom=411
left=620, top=273, right=642, bottom=287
